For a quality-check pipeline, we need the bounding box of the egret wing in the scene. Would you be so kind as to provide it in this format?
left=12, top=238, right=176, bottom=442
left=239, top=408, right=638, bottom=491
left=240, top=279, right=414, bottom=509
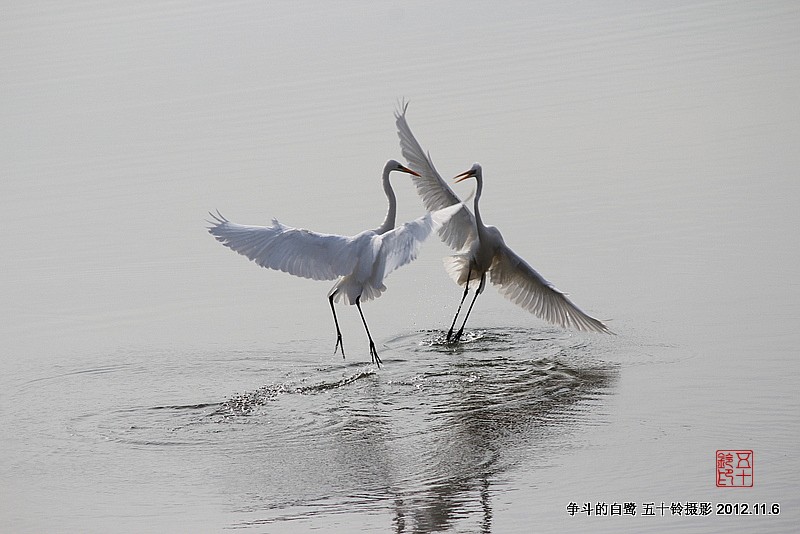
left=208, top=212, right=359, bottom=281
left=489, top=244, right=611, bottom=333
left=395, top=102, right=477, bottom=251
left=377, top=202, right=465, bottom=279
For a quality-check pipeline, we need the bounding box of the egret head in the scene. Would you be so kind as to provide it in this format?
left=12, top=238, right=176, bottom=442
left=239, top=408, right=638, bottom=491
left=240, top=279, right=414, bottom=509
left=454, top=163, right=482, bottom=183
left=385, top=159, right=420, bottom=177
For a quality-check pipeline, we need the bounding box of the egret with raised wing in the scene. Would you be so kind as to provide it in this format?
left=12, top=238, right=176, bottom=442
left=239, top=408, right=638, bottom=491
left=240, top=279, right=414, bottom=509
left=208, top=160, right=462, bottom=365
left=395, top=104, right=610, bottom=341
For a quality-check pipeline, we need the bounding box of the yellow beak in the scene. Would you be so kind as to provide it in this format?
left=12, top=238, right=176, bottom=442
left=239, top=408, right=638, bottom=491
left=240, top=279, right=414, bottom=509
left=453, top=170, right=475, bottom=183
left=399, top=165, right=421, bottom=177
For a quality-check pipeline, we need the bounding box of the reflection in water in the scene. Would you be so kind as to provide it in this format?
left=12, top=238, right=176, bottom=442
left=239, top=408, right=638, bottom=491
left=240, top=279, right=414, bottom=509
left=225, top=328, right=616, bottom=532
left=5, top=0, right=798, bottom=531
left=64, top=328, right=615, bottom=532
left=383, top=330, right=616, bottom=533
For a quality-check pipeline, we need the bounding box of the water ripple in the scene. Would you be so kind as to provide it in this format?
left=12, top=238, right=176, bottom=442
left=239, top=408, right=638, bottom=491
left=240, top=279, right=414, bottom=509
left=55, top=327, right=617, bottom=532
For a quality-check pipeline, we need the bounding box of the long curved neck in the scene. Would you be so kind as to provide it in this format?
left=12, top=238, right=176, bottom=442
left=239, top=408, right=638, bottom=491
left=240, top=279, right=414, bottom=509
left=375, top=167, right=396, bottom=235
left=473, top=174, right=484, bottom=232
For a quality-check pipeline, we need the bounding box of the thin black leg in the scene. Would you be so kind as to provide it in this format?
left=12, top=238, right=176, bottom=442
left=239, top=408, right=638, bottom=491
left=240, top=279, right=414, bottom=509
left=447, top=264, right=472, bottom=343
left=454, top=273, right=485, bottom=342
left=356, top=296, right=382, bottom=368
left=329, top=294, right=345, bottom=359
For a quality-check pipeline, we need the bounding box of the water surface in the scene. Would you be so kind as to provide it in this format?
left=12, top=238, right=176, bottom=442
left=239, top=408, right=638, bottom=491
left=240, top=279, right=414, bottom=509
left=2, top=1, right=799, bottom=532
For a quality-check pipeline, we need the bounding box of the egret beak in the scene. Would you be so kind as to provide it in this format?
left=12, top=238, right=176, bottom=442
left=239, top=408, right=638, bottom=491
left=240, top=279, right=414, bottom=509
left=399, top=165, right=420, bottom=177
left=453, top=169, right=475, bottom=183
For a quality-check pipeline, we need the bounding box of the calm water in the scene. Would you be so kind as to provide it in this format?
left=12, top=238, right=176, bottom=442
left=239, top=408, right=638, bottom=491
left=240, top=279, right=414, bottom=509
left=2, top=1, right=799, bottom=532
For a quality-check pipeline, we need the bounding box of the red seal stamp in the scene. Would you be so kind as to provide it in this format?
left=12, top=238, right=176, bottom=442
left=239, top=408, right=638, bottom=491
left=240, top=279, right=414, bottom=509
left=716, top=450, right=753, bottom=487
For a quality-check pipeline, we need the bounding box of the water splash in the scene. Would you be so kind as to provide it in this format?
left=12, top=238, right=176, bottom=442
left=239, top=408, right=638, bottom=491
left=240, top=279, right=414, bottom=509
left=216, top=368, right=378, bottom=417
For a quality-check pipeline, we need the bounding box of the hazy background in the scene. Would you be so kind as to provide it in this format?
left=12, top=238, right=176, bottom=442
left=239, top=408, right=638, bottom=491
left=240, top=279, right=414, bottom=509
left=2, top=1, right=799, bottom=532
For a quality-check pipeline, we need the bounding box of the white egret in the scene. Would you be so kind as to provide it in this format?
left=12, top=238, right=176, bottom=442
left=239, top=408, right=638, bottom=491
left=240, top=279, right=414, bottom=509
left=395, top=105, right=611, bottom=341
left=208, top=160, right=463, bottom=366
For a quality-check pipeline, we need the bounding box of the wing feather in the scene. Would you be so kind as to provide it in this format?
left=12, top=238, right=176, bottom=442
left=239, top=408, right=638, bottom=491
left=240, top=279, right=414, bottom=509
left=376, top=202, right=465, bottom=280
left=489, top=244, right=611, bottom=333
left=207, top=212, right=359, bottom=281
left=395, top=102, right=478, bottom=251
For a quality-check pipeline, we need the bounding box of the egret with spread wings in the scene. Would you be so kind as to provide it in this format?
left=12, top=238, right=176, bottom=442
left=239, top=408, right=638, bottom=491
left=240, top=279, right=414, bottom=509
left=395, top=104, right=611, bottom=341
left=208, top=160, right=462, bottom=365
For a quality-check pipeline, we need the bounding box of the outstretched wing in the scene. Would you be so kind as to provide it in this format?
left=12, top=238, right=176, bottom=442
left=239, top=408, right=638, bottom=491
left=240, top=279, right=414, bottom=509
left=489, top=244, right=611, bottom=334
left=207, top=211, right=359, bottom=281
left=395, top=101, right=477, bottom=251
left=376, top=202, right=465, bottom=280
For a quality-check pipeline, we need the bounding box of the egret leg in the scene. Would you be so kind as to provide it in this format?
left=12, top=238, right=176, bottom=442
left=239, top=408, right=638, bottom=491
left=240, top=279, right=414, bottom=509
left=454, top=273, right=485, bottom=342
left=329, top=294, right=345, bottom=359
left=355, top=296, right=382, bottom=368
left=447, top=265, right=472, bottom=343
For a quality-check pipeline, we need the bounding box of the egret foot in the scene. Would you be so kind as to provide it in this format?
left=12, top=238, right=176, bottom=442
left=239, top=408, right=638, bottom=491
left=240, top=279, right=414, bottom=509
left=369, top=342, right=382, bottom=368
left=333, top=333, right=345, bottom=359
